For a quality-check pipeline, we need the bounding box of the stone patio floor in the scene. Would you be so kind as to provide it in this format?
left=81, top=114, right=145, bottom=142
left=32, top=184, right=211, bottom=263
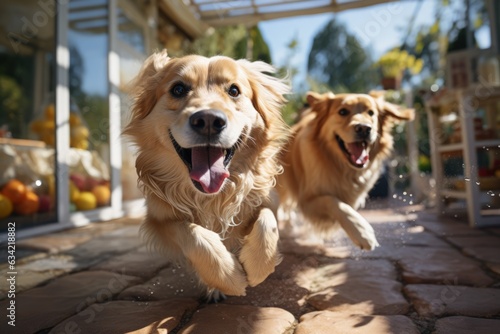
left=1, top=200, right=499, bottom=333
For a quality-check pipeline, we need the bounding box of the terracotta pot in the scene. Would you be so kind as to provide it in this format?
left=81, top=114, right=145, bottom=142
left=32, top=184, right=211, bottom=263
left=381, top=76, right=401, bottom=90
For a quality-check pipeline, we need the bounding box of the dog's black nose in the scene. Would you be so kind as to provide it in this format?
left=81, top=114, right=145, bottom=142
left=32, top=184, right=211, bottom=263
left=189, top=109, right=227, bottom=136
left=355, top=124, right=372, bottom=139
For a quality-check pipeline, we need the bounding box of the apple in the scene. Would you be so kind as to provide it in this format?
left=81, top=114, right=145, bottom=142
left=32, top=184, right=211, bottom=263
left=85, top=177, right=100, bottom=191
left=70, top=173, right=86, bottom=191
left=38, top=194, right=52, bottom=213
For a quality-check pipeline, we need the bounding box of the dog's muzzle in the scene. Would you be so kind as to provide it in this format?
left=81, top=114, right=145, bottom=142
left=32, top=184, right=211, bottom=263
left=170, top=109, right=237, bottom=194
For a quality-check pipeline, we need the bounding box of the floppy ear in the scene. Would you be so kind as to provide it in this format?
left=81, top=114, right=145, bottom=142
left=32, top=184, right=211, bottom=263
left=306, top=91, right=335, bottom=114
left=383, top=102, right=415, bottom=121
left=369, top=90, right=414, bottom=121
left=128, top=49, right=170, bottom=121
left=236, top=60, right=290, bottom=129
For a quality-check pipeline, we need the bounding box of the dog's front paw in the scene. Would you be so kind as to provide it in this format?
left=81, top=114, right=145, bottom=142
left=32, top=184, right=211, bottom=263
left=185, top=225, right=248, bottom=296
left=240, top=208, right=281, bottom=287
left=240, top=245, right=281, bottom=287
left=354, top=223, right=379, bottom=251
left=211, top=253, right=248, bottom=296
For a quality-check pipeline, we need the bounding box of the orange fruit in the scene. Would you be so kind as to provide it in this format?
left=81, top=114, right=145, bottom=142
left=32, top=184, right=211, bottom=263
left=74, top=192, right=97, bottom=211
left=30, top=119, right=44, bottom=133
left=0, top=194, right=13, bottom=219
left=92, top=185, right=110, bottom=206
left=69, top=112, right=82, bottom=126
left=71, top=125, right=89, bottom=141
left=1, top=179, right=27, bottom=205
left=44, top=104, right=55, bottom=119
left=14, top=191, right=39, bottom=216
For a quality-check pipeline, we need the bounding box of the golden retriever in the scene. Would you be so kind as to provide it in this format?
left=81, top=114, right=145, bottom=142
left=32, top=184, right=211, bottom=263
left=124, top=50, right=289, bottom=299
left=276, top=91, right=414, bottom=250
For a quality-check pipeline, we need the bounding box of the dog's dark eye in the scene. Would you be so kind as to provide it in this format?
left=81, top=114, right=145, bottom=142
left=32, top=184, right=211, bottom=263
left=170, top=83, right=189, bottom=98
left=228, top=84, right=240, bottom=98
left=368, top=110, right=374, bottom=116
left=339, top=108, right=350, bottom=116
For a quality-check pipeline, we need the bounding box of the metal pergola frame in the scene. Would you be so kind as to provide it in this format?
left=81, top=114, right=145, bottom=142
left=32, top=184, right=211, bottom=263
left=188, top=0, right=399, bottom=27
left=159, top=0, right=401, bottom=38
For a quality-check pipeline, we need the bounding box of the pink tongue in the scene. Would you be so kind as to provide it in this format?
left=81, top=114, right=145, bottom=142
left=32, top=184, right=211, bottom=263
left=189, top=146, right=229, bottom=193
left=347, top=142, right=369, bottom=166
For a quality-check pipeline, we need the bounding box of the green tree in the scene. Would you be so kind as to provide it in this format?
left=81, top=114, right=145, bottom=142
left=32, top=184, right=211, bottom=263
left=276, top=37, right=303, bottom=124
left=307, top=18, right=378, bottom=93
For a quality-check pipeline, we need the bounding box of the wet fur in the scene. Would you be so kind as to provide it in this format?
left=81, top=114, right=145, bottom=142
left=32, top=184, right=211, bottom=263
left=124, top=50, right=289, bottom=298
left=276, top=91, right=414, bottom=250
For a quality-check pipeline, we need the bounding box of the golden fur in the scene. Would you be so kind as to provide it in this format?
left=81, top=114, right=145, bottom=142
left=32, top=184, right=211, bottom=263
left=124, top=50, right=289, bottom=299
left=276, top=91, right=414, bottom=250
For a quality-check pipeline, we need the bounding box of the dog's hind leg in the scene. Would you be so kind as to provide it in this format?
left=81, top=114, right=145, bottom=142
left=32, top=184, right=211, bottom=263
left=300, top=195, right=379, bottom=250
left=239, top=207, right=281, bottom=286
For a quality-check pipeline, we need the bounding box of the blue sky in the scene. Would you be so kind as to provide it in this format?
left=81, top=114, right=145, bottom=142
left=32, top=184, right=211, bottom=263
left=258, top=0, right=438, bottom=91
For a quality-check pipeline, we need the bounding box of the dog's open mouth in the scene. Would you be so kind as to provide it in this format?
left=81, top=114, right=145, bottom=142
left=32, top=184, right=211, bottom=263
left=170, top=133, right=236, bottom=194
left=336, top=135, right=370, bottom=168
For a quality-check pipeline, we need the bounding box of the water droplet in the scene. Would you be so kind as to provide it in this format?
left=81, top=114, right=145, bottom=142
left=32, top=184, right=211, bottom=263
left=392, top=194, right=397, bottom=199
left=403, top=191, right=407, bottom=195
left=464, top=177, right=470, bottom=182
left=475, top=182, right=480, bottom=185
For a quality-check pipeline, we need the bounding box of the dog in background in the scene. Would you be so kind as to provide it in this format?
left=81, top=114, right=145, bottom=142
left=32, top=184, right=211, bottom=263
left=124, top=50, right=290, bottom=300
left=276, top=91, right=414, bottom=250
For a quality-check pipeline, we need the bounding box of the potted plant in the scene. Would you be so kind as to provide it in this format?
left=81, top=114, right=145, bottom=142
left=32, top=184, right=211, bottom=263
left=374, top=49, right=423, bottom=90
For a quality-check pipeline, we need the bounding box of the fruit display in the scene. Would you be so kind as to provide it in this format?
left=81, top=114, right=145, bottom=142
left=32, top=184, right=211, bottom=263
left=1, top=179, right=27, bottom=205
left=0, top=175, right=111, bottom=219
left=0, top=178, right=46, bottom=218
left=74, top=192, right=97, bottom=211
left=14, top=190, right=39, bottom=215
left=68, top=173, right=111, bottom=211
left=30, top=103, right=90, bottom=149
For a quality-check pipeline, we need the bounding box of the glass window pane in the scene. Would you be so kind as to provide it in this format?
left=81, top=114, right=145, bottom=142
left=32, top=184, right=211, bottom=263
left=0, top=0, right=57, bottom=230
left=68, top=0, right=111, bottom=212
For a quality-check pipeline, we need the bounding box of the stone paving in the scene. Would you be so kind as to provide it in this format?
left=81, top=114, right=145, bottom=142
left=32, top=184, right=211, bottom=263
left=1, top=201, right=499, bottom=333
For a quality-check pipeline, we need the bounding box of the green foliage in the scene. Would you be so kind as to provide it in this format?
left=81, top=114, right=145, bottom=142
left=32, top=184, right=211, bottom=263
left=0, top=53, right=34, bottom=138
left=182, top=26, right=247, bottom=58
left=183, top=25, right=271, bottom=62
left=74, top=94, right=109, bottom=151
left=307, top=18, right=379, bottom=93
left=0, top=75, right=25, bottom=137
